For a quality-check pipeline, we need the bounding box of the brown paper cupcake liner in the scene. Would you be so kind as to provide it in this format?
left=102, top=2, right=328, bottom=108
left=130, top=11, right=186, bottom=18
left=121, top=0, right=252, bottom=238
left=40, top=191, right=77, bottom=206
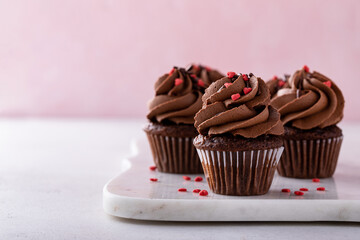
left=196, top=147, right=284, bottom=196
left=146, top=133, right=203, bottom=174
left=277, top=136, right=343, bottom=178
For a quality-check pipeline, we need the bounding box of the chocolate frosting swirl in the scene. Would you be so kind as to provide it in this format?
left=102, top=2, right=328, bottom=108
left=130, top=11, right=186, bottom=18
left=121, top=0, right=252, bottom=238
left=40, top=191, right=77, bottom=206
left=147, top=68, right=204, bottom=124
left=189, top=64, right=224, bottom=87
left=194, top=73, right=284, bottom=138
left=266, top=74, right=290, bottom=98
left=270, top=68, right=345, bottom=130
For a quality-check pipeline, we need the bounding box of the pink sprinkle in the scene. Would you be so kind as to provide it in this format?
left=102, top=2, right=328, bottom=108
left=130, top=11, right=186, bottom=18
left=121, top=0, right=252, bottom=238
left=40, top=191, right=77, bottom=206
left=281, top=188, right=291, bottom=193
left=190, top=74, right=197, bottom=79
left=149, top=166, right=157, bottom=171
left=272, top=75, right=278, bottom=80
left=197, top=79, right=205, bottom=87
left=303, top=65, right=310, bottom=73
left=323, top=81, right=332, bottom=88
left=199, top=190, right=208, bottom=196
left=169, top=68, right=175, bottom=75
left=193, top=189, right=201, bottom=193
left=205, top=66, right=211, bottom=71
left=194, top=176, right=203, bottom=182
left=183, top=176, right=191, bottom=181
left=150, top=178, right=158, bottom=182
left=278, top=80, right=285, bottom=87
left=224, top=82, right=232, bottom=88
left=243, top=87, right=252, bottom=95
left=175, top=78, right=183, bottom=86
left=227, top=72, right=236, bottom=78
left=231, top=93, right=241, bottom=101
left=299, top=188, right=308, bottom=192
left=312, top=178, right=320, bottom=183
left=242, top=74, right=249, bottom=81
left=294, top=191, right=304, bottom=196
left=317, top=187, right=326, bottom=191
left=178, top=188, right=187, bottom=192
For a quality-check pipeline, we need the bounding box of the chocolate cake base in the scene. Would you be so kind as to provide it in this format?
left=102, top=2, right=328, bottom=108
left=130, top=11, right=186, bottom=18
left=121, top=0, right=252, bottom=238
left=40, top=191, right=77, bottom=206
left=144, top=121, right=202, bottom=174
left=194, top=134, right=284, bottom=196
left=277, top=125, right=343, bottom=178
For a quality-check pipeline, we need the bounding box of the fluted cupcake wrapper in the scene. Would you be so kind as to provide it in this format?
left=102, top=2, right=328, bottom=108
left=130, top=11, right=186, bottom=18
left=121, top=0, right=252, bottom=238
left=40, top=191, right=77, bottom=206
left=277, top=136, right=343, bottom=178
left=145, top=133, right=203, bottom=174
left=196, top=147, right=284, bottom=196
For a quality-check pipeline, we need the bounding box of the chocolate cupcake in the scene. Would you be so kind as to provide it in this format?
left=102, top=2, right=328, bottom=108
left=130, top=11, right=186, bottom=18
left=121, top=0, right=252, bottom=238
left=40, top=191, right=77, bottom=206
left=193, top=72, right=284, bottom=196
left=270, top=66, right=345, bottom=178
left=145, top=67, right=213, bottom=174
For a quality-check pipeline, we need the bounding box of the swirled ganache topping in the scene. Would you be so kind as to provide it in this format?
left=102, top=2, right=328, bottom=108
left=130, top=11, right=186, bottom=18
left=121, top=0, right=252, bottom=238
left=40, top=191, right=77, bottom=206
left=147, top=67, right=208, bottom=125
left=188, top=64, right=224, bottom=87
left=270, top=65, right=345, bottom=130
left=266, top=74, right=290, bottom=98
left=194, top=72, right=284, bottom=138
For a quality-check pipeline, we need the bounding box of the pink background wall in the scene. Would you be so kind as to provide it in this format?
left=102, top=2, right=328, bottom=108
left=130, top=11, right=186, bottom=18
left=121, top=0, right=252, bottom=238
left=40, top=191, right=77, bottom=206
left=0, top=0, right=359, bottom=119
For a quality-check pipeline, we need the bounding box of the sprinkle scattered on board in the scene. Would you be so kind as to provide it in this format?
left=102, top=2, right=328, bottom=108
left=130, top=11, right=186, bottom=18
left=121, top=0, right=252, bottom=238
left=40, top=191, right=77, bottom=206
left=178, top=188, right=187, bottom=192
left=199, top=190, right=208, bottom=196
left=149, top=178, right=158, bottom=182
left=299, top=188, right=308, bottom=192
left=149, top=166, right=157, bottom=171
left=312, top=178, right=320, bottom=182
left=294, top=191, right=304, bottom=196
left=317, top=187, right=326, bottom=191
left=183, top=176, right=191, bottom=181
left=194, top=176, right=203, bottom=182
left=193, top=189, right=201, bottom=193
left=281, top=188, right=291, bottom=193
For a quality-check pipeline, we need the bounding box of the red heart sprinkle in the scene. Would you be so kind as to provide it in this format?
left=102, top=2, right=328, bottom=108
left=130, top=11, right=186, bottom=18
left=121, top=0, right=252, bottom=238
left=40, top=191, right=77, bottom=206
left=193, top=65, right=199, bottom=71
left=303, top=65, right=310, bottom=73
left=169, top=68, right=175, bottom=75
left=294, top=191, right=304, bottom=196
left=272, top=75, right=278, bottom=80
left=312, top=178, right=320, bottom=182
left=281, top=188, right=291, bottom=193
left=183, top=176, right=191, bottom=181
left=227, top=72, right=236, bottom=78
left=323, top=81, right=332, bottom=88
left=317, top=187, right=326, bottom=191
left=224, top=82, right=232, bottom=88
left=190, top=74, right=197, bottom=79
left=243, top=87, right=252, bottom=95
left=299, top=188, right=308, bottom=191
left=199, top=190, right=208, bottom=196
left=178, top=188, right=187, bottom=192
left=278, top=80, right=285, bottom=87
left=150, top=178, right=158, bottom=182
left=193, top=189, right=201, bottom=193
left=194, top=176, right=203, bottom=182
left=242, top=74, right=249, bottom=81
left=197, top=79, right=205, bottom=87
left=231, top=93, right=241, bottom=101
left=175, top=78, right=183, bottom=86
left=205, top=66, right=211, bottom=71
left=149, top=166, right=157, bottom=171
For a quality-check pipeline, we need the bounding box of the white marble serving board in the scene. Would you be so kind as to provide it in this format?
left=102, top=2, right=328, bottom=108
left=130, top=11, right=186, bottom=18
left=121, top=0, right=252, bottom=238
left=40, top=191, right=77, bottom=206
left=103, top=138, right=360, bottom=222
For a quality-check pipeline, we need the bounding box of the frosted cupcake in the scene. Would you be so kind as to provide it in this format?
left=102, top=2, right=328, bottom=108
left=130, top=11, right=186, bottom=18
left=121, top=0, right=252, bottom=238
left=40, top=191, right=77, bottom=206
left=193, top=72, right=284, bottom=196
left=270, top=66, right=345, bottom=178
left=145, top=67, right=216, bottom=173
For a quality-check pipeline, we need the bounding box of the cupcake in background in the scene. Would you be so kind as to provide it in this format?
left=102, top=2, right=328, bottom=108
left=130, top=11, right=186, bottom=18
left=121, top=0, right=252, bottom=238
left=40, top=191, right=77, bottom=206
left=188, top=64, right=224, bottom=88
left=266, top=74, right=290, bottom=98
left=270, top=65, right=345, bottom=178
left=144, top=67, right=207, bottom=174
left=193, top=72, right=284, bottom=196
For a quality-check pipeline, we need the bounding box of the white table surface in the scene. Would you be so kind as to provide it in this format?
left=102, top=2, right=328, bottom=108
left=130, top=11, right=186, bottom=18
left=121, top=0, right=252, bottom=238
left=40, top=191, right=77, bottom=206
left=1, top=118, right=360, bottom=240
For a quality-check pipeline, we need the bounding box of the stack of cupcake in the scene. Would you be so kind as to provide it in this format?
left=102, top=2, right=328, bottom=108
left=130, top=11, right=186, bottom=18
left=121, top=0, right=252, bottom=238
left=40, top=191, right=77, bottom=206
left=144, top=64, right=345, bottom=196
